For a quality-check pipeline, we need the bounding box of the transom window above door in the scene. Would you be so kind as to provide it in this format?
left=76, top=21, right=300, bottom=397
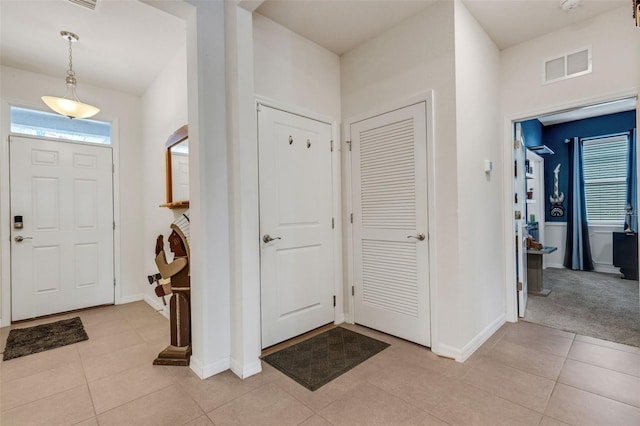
left=10, top=106, right=111, bottom=145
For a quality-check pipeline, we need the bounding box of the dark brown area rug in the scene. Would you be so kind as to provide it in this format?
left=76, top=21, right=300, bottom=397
left=262, top=326, right=389, bottom=391
left=3, top=317, right=89, bottom=361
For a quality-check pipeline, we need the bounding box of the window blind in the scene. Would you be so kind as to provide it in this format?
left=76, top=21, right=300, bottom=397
left=582, top=135, right=629, bottom=222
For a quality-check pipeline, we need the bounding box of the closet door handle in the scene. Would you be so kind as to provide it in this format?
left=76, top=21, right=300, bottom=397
left=407, top=233, right=426, bottom=241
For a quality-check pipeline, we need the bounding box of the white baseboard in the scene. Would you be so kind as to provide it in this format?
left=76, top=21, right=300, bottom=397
left=434, top=314, right=506, bottom=362
left=143, top=295, right=169, bottom=319
left=435, top=343, right=462, bottom=361
left=230, top=358, right=262, bottom=379
left=115, top=294, right=143, bottom=305
left=460, top=314, right=506, bottom=362
left=545, top=263, right=621, bottom=275
left=190, top=355, right=230, bottom=379
left=593, top=263, right=622, bottom=275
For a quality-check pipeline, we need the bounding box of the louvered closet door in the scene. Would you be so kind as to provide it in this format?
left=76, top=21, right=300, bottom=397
left=351, top=102, right=430, bottom=346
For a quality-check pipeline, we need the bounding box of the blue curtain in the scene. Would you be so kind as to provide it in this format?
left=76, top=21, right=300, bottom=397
left=625, top=129, right=638, bottom=232
left=563, top=137, right=594, bottom=271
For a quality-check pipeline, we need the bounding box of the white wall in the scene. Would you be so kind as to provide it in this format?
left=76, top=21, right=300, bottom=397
left=453, top=1, right=504, bottom=354
left=0, top=65, right=144, bottom=326
left=501, top=6, right=639, bottom=117
left=140, top=46, right=188, bottom=316
left=341, top=1, right=464, bottom=356
left=545, top=223, right=626, bottom=274
left=253, top=13, right=341, bottom=118
left=253, top=13, right=343, bottom=333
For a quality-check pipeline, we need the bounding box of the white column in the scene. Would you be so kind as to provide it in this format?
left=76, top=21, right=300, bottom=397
left=226, top=1, right=262, bottom=379
left=185, top=0, right=232, bottom=378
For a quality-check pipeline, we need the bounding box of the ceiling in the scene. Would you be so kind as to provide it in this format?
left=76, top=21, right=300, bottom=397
left=256, top=0, right=630, bottom=54
left=0, top=0, right=632, bottom=97
left=0, top=0, right=186, bottom=96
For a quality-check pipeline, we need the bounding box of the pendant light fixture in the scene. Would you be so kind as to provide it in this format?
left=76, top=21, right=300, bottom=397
left=41, top=31, right=100, bottom=119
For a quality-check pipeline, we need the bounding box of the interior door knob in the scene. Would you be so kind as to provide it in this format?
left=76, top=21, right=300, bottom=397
left=14, top=236, right=33, bottom=242
left=407, top=233, right=426, bottom=241
left=263, top=234, right=281, bottom=243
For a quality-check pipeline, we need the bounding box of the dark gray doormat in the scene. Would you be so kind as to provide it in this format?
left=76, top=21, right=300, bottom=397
left=262, top=326, right=389, bottom=391
left=3, top=317, right=88, bottom=361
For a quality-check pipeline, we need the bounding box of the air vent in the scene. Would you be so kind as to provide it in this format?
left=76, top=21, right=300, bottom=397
left=68, top=0, right=97, bottom=10
left=544, top=47, right=591, bottom=84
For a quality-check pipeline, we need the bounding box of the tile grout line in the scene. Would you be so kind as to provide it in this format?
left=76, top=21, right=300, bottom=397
left=565, top=350, right=640, bottom=378
left=75, top=342, right=100, bottom=423
left=540, top=332, right=576, bottom=423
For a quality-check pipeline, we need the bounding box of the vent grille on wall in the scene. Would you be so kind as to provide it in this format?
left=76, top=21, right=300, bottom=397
left=68, top=0, right=97, bottom=10
left=544, top=47, right=591, bottom=84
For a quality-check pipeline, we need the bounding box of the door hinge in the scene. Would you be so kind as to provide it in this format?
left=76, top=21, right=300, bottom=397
left=351, top=286, right=355, bottom=296
left=332, top=218, right=335, bottom=229
left=114, top=278, right=116, bottom=287
left=346, top=140, right=352, bottom=151
left=333, top=295, right=336, bottom=307
left=113, top=221, right=116, bottom=230
left=112, top=164, right=115, bottom=173
left=330, top=140, right=334, bottom=152
left=350, top=213, right=353, bottom=224
left=256, top=103, right=261, bottom=112
left=517, top=281, right=523, bottom=291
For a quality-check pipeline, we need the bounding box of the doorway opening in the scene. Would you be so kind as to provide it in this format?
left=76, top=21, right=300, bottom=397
left=511, top=97, right=639, bottom=347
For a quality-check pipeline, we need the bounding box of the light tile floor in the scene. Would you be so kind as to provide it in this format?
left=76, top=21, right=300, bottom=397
left=1, top=301, right=640, bottom=425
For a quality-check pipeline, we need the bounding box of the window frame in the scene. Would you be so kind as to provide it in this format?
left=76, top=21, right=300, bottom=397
left=582, top=134, right=629, bottom=225
left=9, top=105, right=112, bottom=145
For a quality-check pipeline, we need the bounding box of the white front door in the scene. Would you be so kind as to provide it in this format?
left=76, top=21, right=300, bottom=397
left=10, top=136, right=114, bottom=321
left=258, top=105, right=335, bottom=348
left=350, top=102, right=430, bottom=346
left=514, top=122, right=528, bottom=317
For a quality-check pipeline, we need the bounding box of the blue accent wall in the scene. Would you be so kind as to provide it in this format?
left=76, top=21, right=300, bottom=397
left=521, top=119, right=543, bottom=148
left=540, top=110, right=636, bottom=222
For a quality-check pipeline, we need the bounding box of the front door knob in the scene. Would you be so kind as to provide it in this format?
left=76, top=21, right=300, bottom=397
left=14, top=236, right=33, bottom=242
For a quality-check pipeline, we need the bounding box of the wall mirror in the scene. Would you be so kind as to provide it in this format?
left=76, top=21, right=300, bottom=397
left=162, top=124, right=189, bottom=208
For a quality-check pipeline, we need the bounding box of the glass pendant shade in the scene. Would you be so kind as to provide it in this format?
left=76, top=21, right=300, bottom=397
left=41, top=92, right=100, bottom=119
left=41, top=31, right=100, bottom=119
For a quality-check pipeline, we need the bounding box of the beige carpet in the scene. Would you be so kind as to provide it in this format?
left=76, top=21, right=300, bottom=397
left=524, top=268, right=640, bottom=347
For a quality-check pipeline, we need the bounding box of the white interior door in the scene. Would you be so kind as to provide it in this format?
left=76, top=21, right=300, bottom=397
left=10, top=136, right=114, bottom=321
left=514, top=123, right=528, bottom=317
left=351, top=102, right=430, bottom=346
left=258, top=105, right=335, bottom=349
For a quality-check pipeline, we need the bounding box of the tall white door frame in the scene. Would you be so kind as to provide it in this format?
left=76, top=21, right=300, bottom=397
left=0, top=101, right=122, bottom=327
left=9, top=135, right=116, bottom=320
left=343, top=92, right=438, bottom=352
left=501, top=93, right=640, bottom=323
left=255, top=97, right=343, bottom=345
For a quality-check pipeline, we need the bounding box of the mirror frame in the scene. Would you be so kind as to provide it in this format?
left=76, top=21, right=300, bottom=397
left=162, top=124, right=189, bottom=208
